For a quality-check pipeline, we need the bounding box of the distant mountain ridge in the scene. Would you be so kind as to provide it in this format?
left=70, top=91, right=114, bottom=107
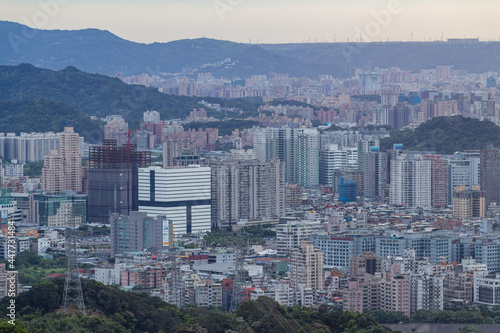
left=259, top=42, right=500, bottom=75
left=2, top=21, right=500, bottom=79
left=0, top=21, right=327, bottom=78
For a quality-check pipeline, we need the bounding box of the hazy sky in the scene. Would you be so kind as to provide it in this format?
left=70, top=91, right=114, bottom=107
left=2, top=0, right=499, bottom=44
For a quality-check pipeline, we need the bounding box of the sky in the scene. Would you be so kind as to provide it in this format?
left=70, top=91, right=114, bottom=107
left=1, top=0, right=499, bottom=44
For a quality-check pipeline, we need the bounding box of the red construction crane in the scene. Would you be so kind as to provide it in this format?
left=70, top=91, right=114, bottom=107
left=125, top=130, right=140, bottom=148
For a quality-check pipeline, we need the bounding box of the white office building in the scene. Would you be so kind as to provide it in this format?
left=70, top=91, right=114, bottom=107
left=137, top=166, right=211, bottom=235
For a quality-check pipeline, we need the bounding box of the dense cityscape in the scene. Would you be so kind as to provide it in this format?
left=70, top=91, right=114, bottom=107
left=1, top=2, right=500, bottom=332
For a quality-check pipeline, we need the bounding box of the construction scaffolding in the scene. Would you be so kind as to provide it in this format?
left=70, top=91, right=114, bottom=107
left=88, top=140, right=151, bottom=169
left=87, top=139, right=151, bottom=223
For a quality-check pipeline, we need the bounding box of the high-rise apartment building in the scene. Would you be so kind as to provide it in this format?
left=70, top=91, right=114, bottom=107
left=350, top=252, right=382, bottom=277
left=290, top=240, right=324, bottom=291
left=110, top=211, right=173, bottom=256
left=143, top=110, right=161, bottom=123
left=388, top=103, right=411, bottom=130
left=363, top=148, right=387, bottom=201
left=162, top=139, right=196, bottom=168
left=347, top=255, right=443, bottom=316
left=194, top=279, right=223, bottom=307
left=390, top=155, right=431, bottom=208
left=294, top=128, right=319, bottom=187
left=424, top=154, right=449, bottom=208
left=359, top=73, right=381, bottom=94
left=211, top=159, right=285, bottom=229
left=41, top=150, right=65, bottom=193
left=137, top=166, right=211, bottom=235
left=104, top=115, right=129, bottom=146
left=436, top=65, right=451, bottom=80
left=380, top=267, right=411, bottom=316
left=452, top=185, right=486, bottom=220
left=344, top=274, right=381, bottom=313
left=41, top=127, right=82, bottom=193
left=285, top=184, right=303, bottom=209
left=60, top=127, right=82, bottom=192
left=276, top=221, right=323, bottom=257
left=410, top=274, right=444, bottom=313
left=480, top=144, right=500, bottom=207
left=357, top=136, right=384, bottom=170
left=0, top=132, right=61, bottom=163
left=254, top=127, right=319, bottom=187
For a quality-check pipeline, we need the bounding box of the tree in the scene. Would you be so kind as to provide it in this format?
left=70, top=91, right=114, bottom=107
left=23, top=161, right=44, bottom=177
left=458, top=326, right=485, bottom=333
left=0, top=320, right=28, bottom=333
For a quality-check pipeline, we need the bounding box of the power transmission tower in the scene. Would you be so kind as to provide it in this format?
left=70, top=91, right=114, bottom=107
left=230, top=229, right=246, bottom=312
left=62, top=216, right=86, bottom=315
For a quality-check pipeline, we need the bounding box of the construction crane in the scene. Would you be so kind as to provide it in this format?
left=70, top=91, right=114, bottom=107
left=125, top=130, right=140, bottom=148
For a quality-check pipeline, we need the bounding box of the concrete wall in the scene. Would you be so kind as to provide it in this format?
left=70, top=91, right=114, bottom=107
left=386, top=324, right=500, bottom=333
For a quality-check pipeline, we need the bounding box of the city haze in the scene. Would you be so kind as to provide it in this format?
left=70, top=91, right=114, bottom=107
left=1, top=0, right=499, bottom=44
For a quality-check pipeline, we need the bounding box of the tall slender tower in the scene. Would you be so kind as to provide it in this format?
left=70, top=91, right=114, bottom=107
left=41, top=127, right=82, bottom=193
left=60, top=127, right=82, bottom=192
left=63, top=216, right=86, bottom=315
left=424, top=154, right=449, bottom=208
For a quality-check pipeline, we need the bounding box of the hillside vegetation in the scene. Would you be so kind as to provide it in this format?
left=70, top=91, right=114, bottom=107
left=0, top=279, right=398, bottom=333
left=0, top=64, right=207, bottom=121
left=0, top=99, right=103, bottom=142
left=380, top=116, right=500, bottom=154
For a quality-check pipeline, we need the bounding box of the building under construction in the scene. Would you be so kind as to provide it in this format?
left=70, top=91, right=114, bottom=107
left=87, top=140, right=151, bottom=223
left=480, top=144, right=500, bottom=208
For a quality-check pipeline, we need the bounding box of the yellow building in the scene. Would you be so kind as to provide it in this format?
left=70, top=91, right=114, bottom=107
left=453, top=185, right=485, bottom=220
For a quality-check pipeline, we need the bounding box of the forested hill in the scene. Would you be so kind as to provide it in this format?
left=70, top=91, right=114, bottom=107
left=380, top=116, right=500, bottom=154
left=0, top=99, right=103, bottom=142
left=0, top=279, right=398, bottom=333
left=0, top=63, right=206, bottom=121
